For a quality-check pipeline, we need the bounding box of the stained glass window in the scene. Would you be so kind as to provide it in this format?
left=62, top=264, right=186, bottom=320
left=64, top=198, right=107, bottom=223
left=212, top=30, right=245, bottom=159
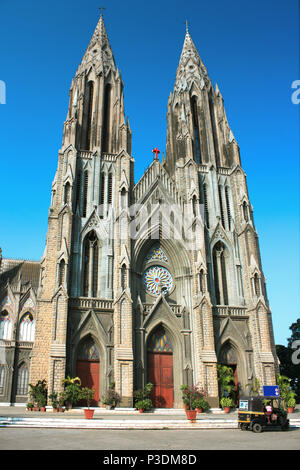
left=19, top=313, right=35, bottom=342
left=77, top=337, right=100, bottom=361
left=145, top=245, right=168, bottom=263
left=0, top=311, right=12, bottom=340
left=143, top=265, right=173, bottom=296
left=147, top=327, right=173, bottom=352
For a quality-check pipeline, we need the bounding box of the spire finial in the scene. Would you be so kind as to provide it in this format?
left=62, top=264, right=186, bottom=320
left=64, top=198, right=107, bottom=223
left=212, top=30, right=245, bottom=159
left=98, top=6, right=106, bottom=17
left=186, top=19, right=189, bottom=34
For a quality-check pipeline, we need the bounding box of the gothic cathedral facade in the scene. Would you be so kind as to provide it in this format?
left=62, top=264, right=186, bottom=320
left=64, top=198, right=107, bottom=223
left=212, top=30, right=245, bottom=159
left=0, top=15, right=278, bottom=407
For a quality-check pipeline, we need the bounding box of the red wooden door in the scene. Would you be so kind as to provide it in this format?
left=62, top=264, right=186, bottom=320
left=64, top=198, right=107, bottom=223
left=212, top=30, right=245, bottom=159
left=147, top=352, right=173, bottom=408
left=76, top=360, right=99, bottom=406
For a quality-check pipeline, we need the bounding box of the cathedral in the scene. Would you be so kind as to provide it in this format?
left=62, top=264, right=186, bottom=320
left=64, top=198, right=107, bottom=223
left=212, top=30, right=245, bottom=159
left=0, top=14, right=279, bottom=408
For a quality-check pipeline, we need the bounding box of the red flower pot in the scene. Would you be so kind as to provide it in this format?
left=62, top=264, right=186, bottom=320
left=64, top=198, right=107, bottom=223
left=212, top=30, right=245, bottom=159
left=288, top=407, right=294, bottom=414
left=223, top=407, right=230, bottom=413
left=139, top=409, right=144, bottom=413
left=84, top=408, right=94, bottom=419
left=196, top=408, right=203, bottom=414
left=185, top=409, right=197, bottom=421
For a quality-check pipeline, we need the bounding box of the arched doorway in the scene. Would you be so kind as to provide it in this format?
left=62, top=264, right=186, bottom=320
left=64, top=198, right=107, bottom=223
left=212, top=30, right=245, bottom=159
left=76, top=336, right=100, bottom=406
left=219, top=342, right=239, bottom=405
left=147, top=325, right=174, bottom=408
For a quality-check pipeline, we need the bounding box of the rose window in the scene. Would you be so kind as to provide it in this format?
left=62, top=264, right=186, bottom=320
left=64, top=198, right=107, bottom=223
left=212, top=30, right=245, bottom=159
left=143, top=266, right=173, bottom=296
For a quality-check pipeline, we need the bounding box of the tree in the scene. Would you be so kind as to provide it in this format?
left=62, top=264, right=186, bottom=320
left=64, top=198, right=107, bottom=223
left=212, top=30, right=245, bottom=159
left=276, top=318, right=300, bottom=403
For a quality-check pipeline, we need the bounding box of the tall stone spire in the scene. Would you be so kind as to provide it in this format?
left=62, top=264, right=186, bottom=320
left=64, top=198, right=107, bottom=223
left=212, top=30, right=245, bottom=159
left=79, top=13, right=116, bottom=75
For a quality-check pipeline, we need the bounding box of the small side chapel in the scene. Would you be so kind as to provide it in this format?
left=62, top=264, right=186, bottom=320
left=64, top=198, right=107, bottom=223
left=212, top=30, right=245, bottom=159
left=0, top=14, right=279, bottom=408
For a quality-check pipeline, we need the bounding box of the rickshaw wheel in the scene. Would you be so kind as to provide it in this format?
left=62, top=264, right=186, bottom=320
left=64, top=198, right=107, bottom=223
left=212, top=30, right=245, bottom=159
left=252, top=422, right=263, bottom=433
left=240, top=423, right=248, bottom=431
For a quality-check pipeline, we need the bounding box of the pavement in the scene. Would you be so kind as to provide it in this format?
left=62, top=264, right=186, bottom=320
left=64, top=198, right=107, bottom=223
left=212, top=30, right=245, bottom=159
left=0, top=405, right=299, bottom=430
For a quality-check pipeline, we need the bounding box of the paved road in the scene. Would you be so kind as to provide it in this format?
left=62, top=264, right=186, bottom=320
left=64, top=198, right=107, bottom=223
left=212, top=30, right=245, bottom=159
left=0, top=427, right=299, bottom=451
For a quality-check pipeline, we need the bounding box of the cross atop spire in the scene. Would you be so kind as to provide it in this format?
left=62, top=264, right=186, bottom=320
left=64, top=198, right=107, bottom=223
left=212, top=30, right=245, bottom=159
left=98, top=6, right=106, bottom=17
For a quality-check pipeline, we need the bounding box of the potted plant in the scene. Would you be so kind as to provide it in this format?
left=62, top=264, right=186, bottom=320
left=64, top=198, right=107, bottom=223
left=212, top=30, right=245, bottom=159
left=28, top=379, right=47, bottom=412
left=37, top=393, right=47, bottom=412
left=49, top=392, right=58, bottom=412
left=287, top=396, right=296, bottom=413
left=193, top=397, right=210, bottom=414
left=181, top=385, right=198, bottom=421
left=57, top=391, right=65, bottom=413
left=80, top=387, right=95, bottom=419
left=102, top=382, right=121, bottom=409
left=60, top=376, right=82, bottom=410
left=220, top=396, right=234, bottom=413
left=135, top=398, right=152, bottom=413
left=26, top=402, right=34, bottom=411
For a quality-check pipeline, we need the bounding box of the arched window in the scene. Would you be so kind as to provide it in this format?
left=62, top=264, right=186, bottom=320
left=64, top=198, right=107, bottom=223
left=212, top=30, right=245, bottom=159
left=0, top=311, right=12, bottom=340
left=121, top=264, right=127, bottom=290
left=120, top=187, right=127, bottom=209
left=75, top=171, right=81, bottom=212
left=82, top=171, right=88, bottom=218
left=199, top=269, right=205, bottom=293
left=0, top=365, right=5, bottom=395
left=191, top=96, right=201, bottom=164
left=254, top=273, right=260, bottom=297
left=83, top=81, right=94, bottom=150
left=83, top=231, right=99, bottom=298
left=19, top=313, right=35, bottom=342
left=58, top=259, right=65, bottom=286
left=213, top=241, right=228, bottom=305
left=218, top=185, right=225, bottom=229
left=243, top=201, right=249, bottom=222
left=107, top=173, right=113, bottom=205
left=225, top=186, right=231, bottom=230
left=102, top=84, right=112, bottom=153
left=203, top=183, right=210, bottom=228
left=100, top=173, right=105, bottom=218
left=64, top=182, right=71, bottom=205
left=16, top=363, right=29, bottom=395
left=192, top=195, right=197, bottom=218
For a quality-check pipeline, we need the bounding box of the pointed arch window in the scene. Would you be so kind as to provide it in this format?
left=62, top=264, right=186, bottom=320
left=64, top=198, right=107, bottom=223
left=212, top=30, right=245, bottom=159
left=0, top=311, right=12, bottom=340
left=102, top=84, right=112, bottom=153
left=254, top=273, right=260, bottom=297
left=83, top=171, right=89, bottom=218
left=213, top=241, right=229, bottom=305
left=82, top=231, right=99, bottom=298
left=16, top=363, right=29, bottom=395
left=0, top=365, right=5, bottom=395
left=120, top=187, right=127, bottom=209
left=83, top=80, right=94, bottom=150
left=58, top=259, right=65, bottom=286
left=121, top=264, right=127, bottom=291
left=19, top=313, right=35, bottom=342
left=203, top=183, right=210, bottom=228
left=218, top=185, right=226, bottom=229
left=75, top=171, right=82, bottom=212
left=107, top=173, right=113, bottom=205
left=243, top=201, right=249, bottom=222
left=191, top=96, right=201, bottom=164
left=199, top=269, right=205, bottom=293
left=64, top=182, right=71, bottom=205
left=192, top=195, right=197, bottom=217
left=225, top=186, right=231, bottom=230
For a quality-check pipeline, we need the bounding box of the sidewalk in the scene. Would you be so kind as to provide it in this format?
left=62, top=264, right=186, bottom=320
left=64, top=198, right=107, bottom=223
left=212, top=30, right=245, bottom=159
left=0, top=405, right=299, bottom=430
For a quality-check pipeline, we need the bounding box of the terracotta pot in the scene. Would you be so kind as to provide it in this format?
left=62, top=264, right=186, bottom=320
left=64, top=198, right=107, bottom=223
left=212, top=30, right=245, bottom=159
left=185, top=409, right=197, bottom=421
left=40, top=407, right=46, bottom=412
left=84, top=408, right=94, bottom=419
left=139, top=409, right=144, bottom=413
left=223, top=407, right=230, bottom=413
left=196, top=408, right=203, bottom=414
left=53, top=408, right=58, bottom=412
left=58, top=407, right=64, bottom=412
left=288, top=407, right=294, bottom=414
left=33, top=407, right=39, bottom=411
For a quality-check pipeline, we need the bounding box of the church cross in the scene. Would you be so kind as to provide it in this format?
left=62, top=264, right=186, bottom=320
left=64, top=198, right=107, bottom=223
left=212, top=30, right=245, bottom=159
left=152, top=147, right=160, bottom=160
left=98, top=6, right=106, bottom=16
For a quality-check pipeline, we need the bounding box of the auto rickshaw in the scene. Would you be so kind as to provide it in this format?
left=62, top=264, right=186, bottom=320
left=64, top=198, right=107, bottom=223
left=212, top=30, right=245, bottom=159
left=238, top=396, right=289, bottom=433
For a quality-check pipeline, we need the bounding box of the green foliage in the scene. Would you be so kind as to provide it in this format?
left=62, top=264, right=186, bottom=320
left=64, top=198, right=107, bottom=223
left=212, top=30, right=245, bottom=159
left=62, top=382, right=82, bottom=406
left=246, top=377, right=260, bottom=396
left=181, top=384, right=208, bottom=411
left=48, top=392, right=58, bottom=409
left=135, top=398, right=152, bottom=411
left=102, top=382, right=121, bottom=407
left=220, top=397, right=234, bottom=408
left=28, top=379, right=47, bottom=407
left=276, top=319, right=300, bottom=403
left=80, top=387, right=95, bottom=408
left=133, top=383, right=153, bottom=405
left=217, top=365, right=236, bottom=398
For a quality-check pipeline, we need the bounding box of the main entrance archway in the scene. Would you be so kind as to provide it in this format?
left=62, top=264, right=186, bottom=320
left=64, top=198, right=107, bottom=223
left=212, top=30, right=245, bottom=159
left=219, top=342, right=239, bottom=406
left=147, top=326, right=174, bottom=408
left=76, top=336, right=100, bottom=406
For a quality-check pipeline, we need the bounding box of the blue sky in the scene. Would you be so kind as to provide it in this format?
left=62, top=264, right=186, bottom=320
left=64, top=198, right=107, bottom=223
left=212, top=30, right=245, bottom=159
left=0, top=0, right=299, bottom=346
